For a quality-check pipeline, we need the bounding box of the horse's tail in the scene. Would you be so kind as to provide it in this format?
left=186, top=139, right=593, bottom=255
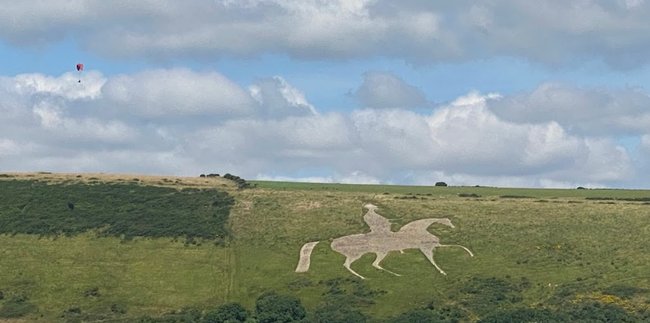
left=295, top=241, right=320, bottom=273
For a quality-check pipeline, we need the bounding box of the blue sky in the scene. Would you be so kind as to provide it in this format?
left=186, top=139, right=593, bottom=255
left=2, top=1, right=650, bottom=188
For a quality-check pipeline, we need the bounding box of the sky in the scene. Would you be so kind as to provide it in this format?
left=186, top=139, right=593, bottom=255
left=2, top=0, right=650, bottom=188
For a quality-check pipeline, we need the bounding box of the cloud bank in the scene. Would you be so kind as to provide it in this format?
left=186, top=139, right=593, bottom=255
left=1, top=68, right=647, bottom=188
left=3, top=1, right=650, bottom=66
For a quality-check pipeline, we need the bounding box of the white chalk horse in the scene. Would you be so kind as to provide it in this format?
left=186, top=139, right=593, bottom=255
left=295, top=205, right=473, bottom=279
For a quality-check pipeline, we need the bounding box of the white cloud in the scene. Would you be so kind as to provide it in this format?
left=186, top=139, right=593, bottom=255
left=13, top=71, right=105, bottom=100
left=353, top=72, right=429, bottom=109
left=0, top=68, right=645, bottom=188
left=103, top=69, right=257, bottom=118
left=4, top=1, right=650, bottom=66
left=425, top=93, right=583, bottom=174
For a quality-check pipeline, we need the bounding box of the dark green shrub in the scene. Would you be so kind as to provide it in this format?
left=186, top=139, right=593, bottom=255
left=203, top=302, right=249, bottom=323
left=255, top=291, right=306, bottom=323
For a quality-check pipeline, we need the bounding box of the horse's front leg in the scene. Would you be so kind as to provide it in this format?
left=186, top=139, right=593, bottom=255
left=419, top=247, right=446, bottom=275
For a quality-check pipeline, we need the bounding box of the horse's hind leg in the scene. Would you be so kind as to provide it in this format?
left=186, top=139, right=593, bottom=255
left=419, top=247, right=446, bottom=275
left=343, top=255, right=366, bottom=280
left=372, top=252, right=401, bottom=277
left=437, top=244, right=474, bottom=257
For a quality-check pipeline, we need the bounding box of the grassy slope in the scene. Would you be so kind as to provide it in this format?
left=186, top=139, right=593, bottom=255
left=1, top=174, right=649, bottom=321
left=232, top=182, right=650, bottom=317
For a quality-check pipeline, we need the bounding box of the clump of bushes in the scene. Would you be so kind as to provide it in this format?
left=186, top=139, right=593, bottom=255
left=223, top=173, right=254, bottom=189
left=435, top=182, right=448, bottom=187
left=122, top=285, right=650, bottom=323
left=199, top=172, right=254, bottom=189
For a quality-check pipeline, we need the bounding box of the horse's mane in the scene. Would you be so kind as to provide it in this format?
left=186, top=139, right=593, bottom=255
left=398, top=218, right=449, bottom=233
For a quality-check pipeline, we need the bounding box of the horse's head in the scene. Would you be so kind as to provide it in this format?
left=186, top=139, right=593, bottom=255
left=364, top=203, right=378, bottom=210
left=437, top=218, right=455, bottom=228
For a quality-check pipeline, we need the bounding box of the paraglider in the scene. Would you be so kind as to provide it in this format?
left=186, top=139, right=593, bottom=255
left=76, top=63, right=84, bottom=83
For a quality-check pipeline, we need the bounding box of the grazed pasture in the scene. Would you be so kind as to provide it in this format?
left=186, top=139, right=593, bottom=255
left=0, top=173, right=649, bottom=321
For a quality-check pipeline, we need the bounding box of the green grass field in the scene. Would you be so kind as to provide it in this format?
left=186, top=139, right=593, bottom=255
left=1, top=174, right=649, bottom=321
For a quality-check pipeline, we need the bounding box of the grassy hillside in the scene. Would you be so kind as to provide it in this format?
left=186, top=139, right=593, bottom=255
left=1, top=173, right=649, bottom=321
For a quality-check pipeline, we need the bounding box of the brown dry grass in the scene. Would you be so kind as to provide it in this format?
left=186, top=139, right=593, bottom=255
left=1, top=172, right=237, bottom=191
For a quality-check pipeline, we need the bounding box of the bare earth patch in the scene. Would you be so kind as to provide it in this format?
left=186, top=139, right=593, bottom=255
left=292, top=201, right=322, bottom=211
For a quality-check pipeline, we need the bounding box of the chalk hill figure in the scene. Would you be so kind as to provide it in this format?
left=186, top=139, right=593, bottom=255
left=295, top=203, right=473, bottom=279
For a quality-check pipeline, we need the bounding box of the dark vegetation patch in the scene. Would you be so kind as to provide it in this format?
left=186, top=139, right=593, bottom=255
left=135, top=276, right=650, bottom=323
left=458, top=193, right=481, bottom=198
left=386, top=305, right=465, bottom=323
left=394, top=195, right=420, bottom=200
left=223, top=173, right=255, bottom=189
left=70, top=282, right=649, bottom=323
left=0, top=294, right=38, bottom=319
left=318, top=277, right=387, bottom=307
left=587, top=196, right=650, bottom=202
left=499, top=195, right=534, bottom=199
left=0, top=180, right=234, bottom=243
left=453, top=276, right=529, bottom=316
left=603, top=285, right=649, bottom=299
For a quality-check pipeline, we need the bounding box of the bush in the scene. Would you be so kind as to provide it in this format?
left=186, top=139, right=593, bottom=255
left=255, top=292, right=306, bottom=323
left=435, top=182, right=448, bottom=187
left=203, top=302, right=249, bottom=323
left=223, top=174, right=253, bottom=189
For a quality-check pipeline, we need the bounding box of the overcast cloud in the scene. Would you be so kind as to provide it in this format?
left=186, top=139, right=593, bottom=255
left=3, top=0, right=650, bottom=67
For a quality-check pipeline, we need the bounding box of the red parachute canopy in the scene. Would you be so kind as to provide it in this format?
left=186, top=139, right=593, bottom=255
left=76, top=63, right=84, bottom=71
